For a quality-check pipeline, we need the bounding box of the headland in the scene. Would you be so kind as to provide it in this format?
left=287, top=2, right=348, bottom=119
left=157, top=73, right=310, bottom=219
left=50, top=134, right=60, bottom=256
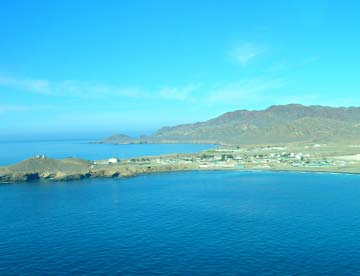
left=1, top=141, right=360, bottom=183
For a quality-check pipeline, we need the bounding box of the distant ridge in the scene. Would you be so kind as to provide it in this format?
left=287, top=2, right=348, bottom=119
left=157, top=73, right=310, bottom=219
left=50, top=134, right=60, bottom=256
left=101, top=104, right=360, bottom=145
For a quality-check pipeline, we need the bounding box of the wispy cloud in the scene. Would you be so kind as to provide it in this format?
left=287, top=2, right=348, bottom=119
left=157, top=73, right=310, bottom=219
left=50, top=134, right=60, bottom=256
left=0, top=74, right=144, bottom=98
left=158, top=83, right=201, bottom=101
left=0, top=74, right=206, bottom=104
left=0, top=75, right=51, bottom=94
left=207, top=78, right=284, bottom=104
left=0, top=104, right=52, bottom=114
left=230, top=43, right=263, bottom=65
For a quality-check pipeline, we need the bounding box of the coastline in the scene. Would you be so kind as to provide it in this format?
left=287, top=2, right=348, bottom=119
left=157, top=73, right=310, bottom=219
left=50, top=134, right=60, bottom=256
left=2, top=141, right=360, bottom=184
left=1, top=158, right=359, bottom=184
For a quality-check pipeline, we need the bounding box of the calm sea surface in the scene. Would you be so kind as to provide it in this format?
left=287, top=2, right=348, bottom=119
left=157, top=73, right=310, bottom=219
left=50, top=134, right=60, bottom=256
left=0, top=140, right=213, bottom=165
left=1, top=170, right=360, bottom=275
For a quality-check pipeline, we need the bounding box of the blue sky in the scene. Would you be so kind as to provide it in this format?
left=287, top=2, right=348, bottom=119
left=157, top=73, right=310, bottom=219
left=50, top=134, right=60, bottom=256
left=0, top=0, right=359, bottom=138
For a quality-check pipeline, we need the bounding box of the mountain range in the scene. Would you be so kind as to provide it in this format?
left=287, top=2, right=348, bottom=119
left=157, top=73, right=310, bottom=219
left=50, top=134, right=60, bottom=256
left=100, top=104, right=360, bottom=145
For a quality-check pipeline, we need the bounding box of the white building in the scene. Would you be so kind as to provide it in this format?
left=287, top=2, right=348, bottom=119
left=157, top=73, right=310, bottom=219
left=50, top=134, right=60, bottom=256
left=108, top=158, right=119, bottom=164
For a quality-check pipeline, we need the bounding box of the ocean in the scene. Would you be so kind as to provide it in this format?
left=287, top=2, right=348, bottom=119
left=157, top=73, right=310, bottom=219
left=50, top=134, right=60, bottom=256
left=1, top=142, right=360, bottom=275
left=0, top=139, right=213, bottom=166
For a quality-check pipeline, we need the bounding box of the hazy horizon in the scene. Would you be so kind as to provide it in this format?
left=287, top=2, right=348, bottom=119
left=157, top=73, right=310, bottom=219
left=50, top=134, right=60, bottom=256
left=3, top=102, right=359, bottom=141
left=1, top=0, right=360, bottom=136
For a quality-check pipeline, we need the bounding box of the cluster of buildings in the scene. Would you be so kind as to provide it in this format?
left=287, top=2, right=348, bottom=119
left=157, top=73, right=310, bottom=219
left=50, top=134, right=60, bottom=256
left=93, top=158, right=120, bottom=166
left=114, top=151, right=329, bottom=169
left=91, top=145, right=354, bottom=171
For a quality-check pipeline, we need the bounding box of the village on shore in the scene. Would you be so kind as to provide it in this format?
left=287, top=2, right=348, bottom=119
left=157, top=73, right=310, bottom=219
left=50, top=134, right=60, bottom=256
left=2, top=142, right=360, bottom=183
left=92, top=142, right=360, bottom=174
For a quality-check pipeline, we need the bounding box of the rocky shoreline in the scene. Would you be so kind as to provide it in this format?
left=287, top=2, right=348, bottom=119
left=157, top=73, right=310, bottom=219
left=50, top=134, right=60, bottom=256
left=0, top=156, right=199, bottom=183
left=1, top=153, right=360, bottom=184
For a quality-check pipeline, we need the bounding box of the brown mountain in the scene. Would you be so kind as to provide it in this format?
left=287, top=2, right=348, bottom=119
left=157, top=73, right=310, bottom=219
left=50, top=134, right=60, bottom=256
left=101, top=104, right=360, bottom=145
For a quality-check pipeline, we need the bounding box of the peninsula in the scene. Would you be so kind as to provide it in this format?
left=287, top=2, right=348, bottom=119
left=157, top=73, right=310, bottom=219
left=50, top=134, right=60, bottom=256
left=2, top=141, right=360, bottom=183
left=3, top=104, right=360, bottom=184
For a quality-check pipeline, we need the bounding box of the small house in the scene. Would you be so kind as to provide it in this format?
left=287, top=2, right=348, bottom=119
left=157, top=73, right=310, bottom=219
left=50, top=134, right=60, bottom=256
left=108, top=158, right=119, bottom=164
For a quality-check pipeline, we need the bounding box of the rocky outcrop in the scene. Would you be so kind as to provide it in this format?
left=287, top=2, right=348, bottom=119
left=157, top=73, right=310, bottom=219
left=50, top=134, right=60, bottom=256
left=0, top=157, right=198, bottom=184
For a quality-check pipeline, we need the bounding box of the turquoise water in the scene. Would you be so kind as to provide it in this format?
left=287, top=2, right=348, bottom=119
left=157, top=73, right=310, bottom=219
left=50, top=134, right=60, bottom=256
left=0, top=140, right=213, bottom=165
left=1, top=170, right=360, bottom=275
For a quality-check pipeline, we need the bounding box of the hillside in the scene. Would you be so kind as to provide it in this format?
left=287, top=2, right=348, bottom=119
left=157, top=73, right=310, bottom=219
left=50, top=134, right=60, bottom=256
left=0, top=157, right=91, bottom=182
left=100, top=104, right=360, bottom=145
left=8, top=157, right=90, bottom=172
